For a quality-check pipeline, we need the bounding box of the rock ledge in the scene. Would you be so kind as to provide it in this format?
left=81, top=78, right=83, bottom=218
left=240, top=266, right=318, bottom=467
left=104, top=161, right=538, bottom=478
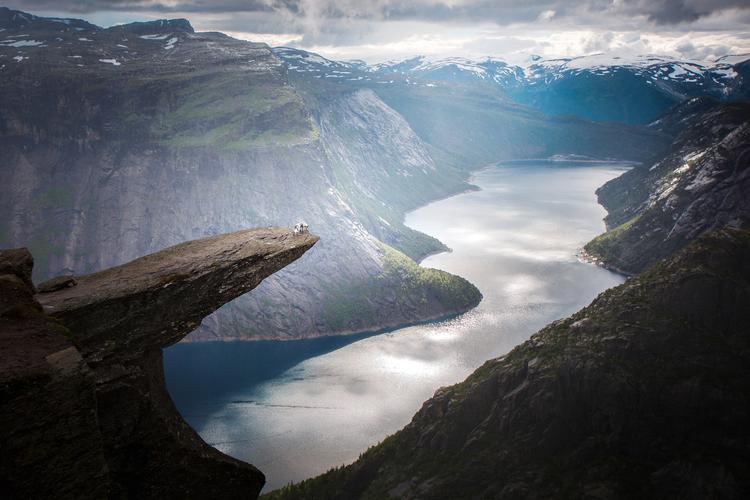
left=1, top=227, right=318, bottom=498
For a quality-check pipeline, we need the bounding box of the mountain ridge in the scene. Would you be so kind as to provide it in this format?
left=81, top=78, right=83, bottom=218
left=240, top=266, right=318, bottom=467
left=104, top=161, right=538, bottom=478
left=1, top=7, right=669, bottom=342
left=275, top=47, right=749, bottom=124
left=585, top=98, right=750, bottom=274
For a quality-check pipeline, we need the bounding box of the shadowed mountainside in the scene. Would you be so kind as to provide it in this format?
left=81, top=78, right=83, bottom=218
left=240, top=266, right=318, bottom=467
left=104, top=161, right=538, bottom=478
left=0, top=7, right=482, bottom=342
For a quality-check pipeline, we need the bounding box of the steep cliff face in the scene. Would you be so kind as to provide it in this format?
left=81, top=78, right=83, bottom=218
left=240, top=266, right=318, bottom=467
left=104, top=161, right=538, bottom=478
left=0, top=8, right=480, bottom=341
left=0, top=228, right=317, bottom=498
left=0, top=249, right=109, bottom=499
left=585, top=100, right=750, bottom=274
left=186, top=87, right=482, bottom=341
left=267, top=228, right=750, bottom=500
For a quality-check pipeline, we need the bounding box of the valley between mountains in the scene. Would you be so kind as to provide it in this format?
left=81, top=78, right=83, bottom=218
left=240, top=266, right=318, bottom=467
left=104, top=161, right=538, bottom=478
left=1, top=5, right=750, bottom=500
left=0, top=6, right=681, bottom=343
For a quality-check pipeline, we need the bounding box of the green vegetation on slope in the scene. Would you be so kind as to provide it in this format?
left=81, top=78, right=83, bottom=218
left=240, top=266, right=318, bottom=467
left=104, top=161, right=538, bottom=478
left=583, top=214, right=641, bottom=271
left=322, top=243, right=481, bottom=332
left=151, top=74, right=318, bottom=149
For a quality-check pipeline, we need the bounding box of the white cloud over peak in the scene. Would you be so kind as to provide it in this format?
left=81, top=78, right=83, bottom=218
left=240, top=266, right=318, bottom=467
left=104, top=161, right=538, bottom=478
left=11, top=0, right=750, bottom=62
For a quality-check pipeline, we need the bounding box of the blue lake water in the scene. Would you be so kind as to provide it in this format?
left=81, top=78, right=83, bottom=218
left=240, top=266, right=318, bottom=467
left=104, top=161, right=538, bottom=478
left=164, top=162, right=628, bottom=491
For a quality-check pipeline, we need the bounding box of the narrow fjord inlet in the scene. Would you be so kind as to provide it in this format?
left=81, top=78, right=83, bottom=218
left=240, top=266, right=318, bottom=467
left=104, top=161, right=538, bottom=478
left=165, top=162, right=627, bottom=490
left=2, top=3, right=749, bottom=499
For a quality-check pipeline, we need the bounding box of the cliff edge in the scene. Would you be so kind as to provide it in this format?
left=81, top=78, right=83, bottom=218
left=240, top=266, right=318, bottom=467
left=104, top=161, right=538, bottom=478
left=0, top=228, right=318, bottom=498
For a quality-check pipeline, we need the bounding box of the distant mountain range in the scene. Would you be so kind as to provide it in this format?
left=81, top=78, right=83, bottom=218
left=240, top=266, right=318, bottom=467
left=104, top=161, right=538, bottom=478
left=274, top=48, right=749, bottom=123
left=278, top=49, right=746, bottom=88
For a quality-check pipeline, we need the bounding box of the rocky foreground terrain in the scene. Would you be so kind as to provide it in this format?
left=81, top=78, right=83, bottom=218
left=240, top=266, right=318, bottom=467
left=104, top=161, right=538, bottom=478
left=0, top=227, right=316, bottom=498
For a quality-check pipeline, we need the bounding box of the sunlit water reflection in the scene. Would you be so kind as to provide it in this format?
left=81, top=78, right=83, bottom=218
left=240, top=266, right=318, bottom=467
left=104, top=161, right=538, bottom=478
left=164, top=162, right=628, bottom=491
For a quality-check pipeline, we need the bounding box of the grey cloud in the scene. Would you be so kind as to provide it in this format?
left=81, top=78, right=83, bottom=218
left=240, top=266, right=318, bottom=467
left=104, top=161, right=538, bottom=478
left=674, top=40, right=733, bottom=60
left=9, top=0, right=749, bottom=26
left=582, top=31, right=615, bottom=53
left=610, top=0, right=750, bottom=24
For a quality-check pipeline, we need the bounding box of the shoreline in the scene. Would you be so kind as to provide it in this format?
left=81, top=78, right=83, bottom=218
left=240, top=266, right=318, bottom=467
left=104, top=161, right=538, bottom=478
left=186, top=177, right=487, bottom=344
left=186, top=158, right=632, bottom=345
left=499, top=157, right=641, bottom=166
left=577, top=247, right=633, bottom=278
left=184, top=307, right=476, bottom=344
left=407, top=183, right=479, bottom=264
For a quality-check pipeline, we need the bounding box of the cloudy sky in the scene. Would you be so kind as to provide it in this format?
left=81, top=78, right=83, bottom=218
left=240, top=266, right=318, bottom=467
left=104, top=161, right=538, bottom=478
left=10, top=0, right=750, bottom=63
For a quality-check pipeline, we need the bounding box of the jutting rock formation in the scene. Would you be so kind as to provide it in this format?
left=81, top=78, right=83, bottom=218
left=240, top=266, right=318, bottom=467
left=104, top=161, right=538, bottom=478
left=0, top=228, right=318, bottom=499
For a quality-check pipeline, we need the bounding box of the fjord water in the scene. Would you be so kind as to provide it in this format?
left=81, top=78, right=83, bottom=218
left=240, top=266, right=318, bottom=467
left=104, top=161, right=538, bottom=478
left=164, top=162, right=628, bottom=491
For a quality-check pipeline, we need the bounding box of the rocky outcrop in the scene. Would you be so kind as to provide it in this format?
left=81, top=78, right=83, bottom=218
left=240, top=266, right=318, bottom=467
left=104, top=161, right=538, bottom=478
left=0, top=249, right=109, bottom=499
left=267, top=228, right=750, bottom=500
left=585, top=100, right=750, bottom=274
left=1, top=228, right=317, bottom=498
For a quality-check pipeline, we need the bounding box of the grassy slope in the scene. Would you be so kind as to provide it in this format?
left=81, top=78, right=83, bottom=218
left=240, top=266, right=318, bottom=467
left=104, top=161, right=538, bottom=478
left=583, top=214, right=641, bottom=273
left=150, top=73, right=318, bottom=150
left=322, top=243, right=482, bottom=332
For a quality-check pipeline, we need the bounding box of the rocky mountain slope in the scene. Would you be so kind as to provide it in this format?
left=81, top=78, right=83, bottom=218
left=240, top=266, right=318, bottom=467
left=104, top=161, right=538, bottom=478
left=0, top=7, right=483, bottom=341
left=585, top=98, right=750, bottom=274
left=0, top=228, right=316, bottom=498
left=0, top=8, right=670, bottom=342
left=266, top=227, right=750, bottom=500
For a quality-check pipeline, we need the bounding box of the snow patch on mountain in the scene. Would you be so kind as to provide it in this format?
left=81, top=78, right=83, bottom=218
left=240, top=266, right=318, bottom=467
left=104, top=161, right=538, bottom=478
left=139, top=33, right=170, bottom=40
left=275, top=47, right=748, bottom=98
left=0, top=39, right=44, bottom=47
